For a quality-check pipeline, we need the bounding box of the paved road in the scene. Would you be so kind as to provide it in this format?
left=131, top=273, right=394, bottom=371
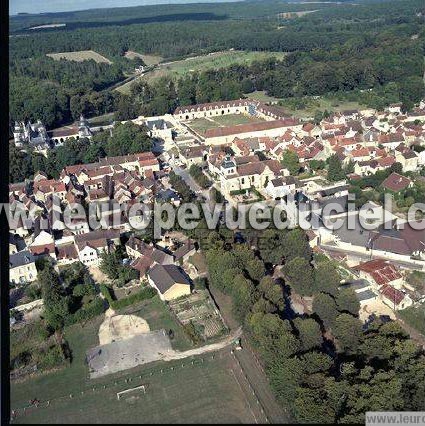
left=320, top=243, right=425, bottom=271
left=170, top=160, right=215, bottom=210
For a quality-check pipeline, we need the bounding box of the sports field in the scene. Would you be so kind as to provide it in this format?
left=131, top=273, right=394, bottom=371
left=11, top=313, right=260, bottom=423
left=46, top=50, right=112, bottom=64
left=186, top=114, right=265, bottom=136
left=116, top=50, right=287, bottom=94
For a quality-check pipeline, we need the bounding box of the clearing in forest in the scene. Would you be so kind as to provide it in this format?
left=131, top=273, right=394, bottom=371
left=46, top=50, right=112, bottom=64
left=124, top=51, right=163, bottom=66
left=116, top=50, right=287, bottom=94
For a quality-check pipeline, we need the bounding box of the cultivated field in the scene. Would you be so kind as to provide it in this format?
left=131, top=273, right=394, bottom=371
left=46, top=50, right=112, bottom=64
left=116, top=50, right=287, bottom=94
left=11, top=312, right=259, bottom=424
left=186, top=113, right=265, bottom=136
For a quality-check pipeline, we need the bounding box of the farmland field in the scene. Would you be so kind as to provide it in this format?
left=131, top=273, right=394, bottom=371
left=116, top=50, right=287, bottom=94
left=11, top=312, right=259, bottom=424
left=46, top=50, right=112, bottom=64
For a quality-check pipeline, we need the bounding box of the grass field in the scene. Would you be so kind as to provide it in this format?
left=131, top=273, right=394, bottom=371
left=186, top=114, right=264, bottom=135
left=116, top=50, right=287, bottom=94
left=46, top=50, right=112, bottom=64
left=246, top=91, right=367, bottom=118
left=11, top=311, right=257, bottom=424
left=398, top=303, right=425, bottom=336
left=12, top=351, right=257, bottom=424
left=124, top=51, right=164, bottom=66
left=87, top=112, right=115, bottom=127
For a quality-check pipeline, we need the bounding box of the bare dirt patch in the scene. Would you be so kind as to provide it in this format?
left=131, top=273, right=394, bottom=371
left=98, top=309, right=150, bottom=345
left=88, top=265, right=110, bottom=284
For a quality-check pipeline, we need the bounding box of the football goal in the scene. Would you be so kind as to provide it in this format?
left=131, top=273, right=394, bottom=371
left=116, top=384, right=147, bottom=400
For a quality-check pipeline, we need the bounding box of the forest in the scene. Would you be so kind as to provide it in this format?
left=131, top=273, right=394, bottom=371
left=203, top=226, right=425, bottom=423
left=9, top=0, right=425, bottom=129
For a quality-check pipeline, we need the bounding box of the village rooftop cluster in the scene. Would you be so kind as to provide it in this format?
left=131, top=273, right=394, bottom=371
left=10, top=97, right=425, bottom=329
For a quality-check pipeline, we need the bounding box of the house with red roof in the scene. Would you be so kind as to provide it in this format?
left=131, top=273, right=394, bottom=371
left=379, top=285, right=413, bottom=310
left=353, top=259, right=403, bottom=288
left=205, top=119, right=302, bottom=145
left=380, top=173, right=412, bottom=193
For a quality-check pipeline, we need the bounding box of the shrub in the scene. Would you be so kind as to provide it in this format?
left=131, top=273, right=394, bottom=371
left=38, top=345, right=66, bottom=369
left=10, top=350, right=32, bottom=370
left=100, top=284, right=156, bottom=309
left=111, top=287, right=157, bottom=310
left=65, top=297, right=106, bottom=326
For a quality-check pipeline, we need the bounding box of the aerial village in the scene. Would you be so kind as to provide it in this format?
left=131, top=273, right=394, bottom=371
left=10, top=97, right=425, bottom=354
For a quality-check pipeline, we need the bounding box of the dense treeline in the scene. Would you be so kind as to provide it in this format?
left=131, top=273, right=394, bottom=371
left=8, top=1, right=345, bottom=33
left=121, top=30, right=424, bottom=119
left=8, top=0, right=425, bottom=127
left=204, top=227, right=425, bottom=423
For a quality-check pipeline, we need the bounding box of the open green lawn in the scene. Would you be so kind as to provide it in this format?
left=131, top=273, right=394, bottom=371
left=186, top=117, right=221, bottom=135
left=11, top=308, right=255, bottom=424
left=398, top=303, right=425, bottom=336
left=12, top=350, right=255, bottom=424
left=212, top=114, right=263, bottom=127
left=246, top=91, right=367, bottom=119
left=124, top=51, right=163, bottom=66
left=88, top=112, right=115, bottom=126
left=116, top=50, right=287, bottom=94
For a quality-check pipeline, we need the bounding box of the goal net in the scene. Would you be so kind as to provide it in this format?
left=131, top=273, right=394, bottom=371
left=116, top=384, right=147, bottom=400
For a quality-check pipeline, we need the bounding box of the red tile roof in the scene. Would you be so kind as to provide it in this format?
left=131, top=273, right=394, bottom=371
left=354, top=259, right=402, bottom=285
left=380, top=285, right=405, bottom=306
left=381, top=173, right=411, bottom=192
left=205, top=119, right=299, bottom=139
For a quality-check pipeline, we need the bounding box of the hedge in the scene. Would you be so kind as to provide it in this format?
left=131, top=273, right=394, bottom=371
left=64, top=297, right=106, bottom=326
left=100, top=284, right=157, bottom=310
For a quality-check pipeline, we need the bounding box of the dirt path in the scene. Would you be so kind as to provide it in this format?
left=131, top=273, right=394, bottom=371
left=208, top=284, right=291, bottom=423
left=163, top=327, right=242, bottom=361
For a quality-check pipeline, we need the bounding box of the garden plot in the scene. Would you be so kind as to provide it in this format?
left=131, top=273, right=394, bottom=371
left=168, top=291, right=227, bottom=340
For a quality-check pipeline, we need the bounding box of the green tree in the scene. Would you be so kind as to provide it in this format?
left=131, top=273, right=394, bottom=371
left=335, top=287, right=360, bottom=316
left=283, top=257, right=314, bottom=296
left=293, top=317, right=323, bottom=352
left=327, top=154, right=346, bottom=182
left=106, top=122, right=152, bottom=156
left=281, top=150, right=300, bottom=176
left=333, top=313, right=363, bottom=353
left=313, top=292, right=339, bottom=329
left=39, top=264, right=69, bottom=330
left=314, top=261, right=341, bottom=296
left=246, top=258, right=265, bottom=282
